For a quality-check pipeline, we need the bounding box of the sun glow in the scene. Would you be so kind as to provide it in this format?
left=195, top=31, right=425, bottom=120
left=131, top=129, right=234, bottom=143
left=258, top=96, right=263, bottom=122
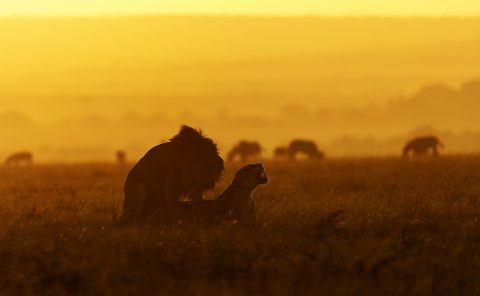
left=1, top=0, right=480, bottom=16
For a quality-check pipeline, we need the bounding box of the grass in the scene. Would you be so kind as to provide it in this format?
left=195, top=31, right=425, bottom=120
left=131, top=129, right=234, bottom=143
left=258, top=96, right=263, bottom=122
left=1, top=156, right=480, bottom=295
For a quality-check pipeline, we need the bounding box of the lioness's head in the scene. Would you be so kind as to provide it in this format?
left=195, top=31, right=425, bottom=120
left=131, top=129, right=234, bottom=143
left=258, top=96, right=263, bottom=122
left=232, top=163, right=268, bottom=190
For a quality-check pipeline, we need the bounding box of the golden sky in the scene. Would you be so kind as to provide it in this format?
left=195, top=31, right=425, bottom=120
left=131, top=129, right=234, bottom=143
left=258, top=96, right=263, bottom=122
left=1, top=0, right=480, bottom=16
left=1, top=1, right=480, bottom=159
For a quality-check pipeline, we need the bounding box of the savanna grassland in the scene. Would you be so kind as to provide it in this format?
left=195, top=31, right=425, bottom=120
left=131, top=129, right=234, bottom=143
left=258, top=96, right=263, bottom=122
left=1, top=156, right=480, bottom=295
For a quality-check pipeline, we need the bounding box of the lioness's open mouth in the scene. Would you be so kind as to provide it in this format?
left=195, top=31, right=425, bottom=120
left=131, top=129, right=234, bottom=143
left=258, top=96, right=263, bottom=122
left=258, top=171, right=268, bottom=184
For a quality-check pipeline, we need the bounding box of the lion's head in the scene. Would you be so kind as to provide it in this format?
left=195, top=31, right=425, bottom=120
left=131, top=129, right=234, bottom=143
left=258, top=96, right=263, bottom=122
left=170, top=125, right=224, bottom=193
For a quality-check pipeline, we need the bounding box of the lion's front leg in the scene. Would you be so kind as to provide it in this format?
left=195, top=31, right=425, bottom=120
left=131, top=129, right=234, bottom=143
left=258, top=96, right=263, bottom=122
left=121, top=181, right=147, bottom=223
left=190, top=188, right=205, bottom=202
left=164, top=181, right=183, bottom=221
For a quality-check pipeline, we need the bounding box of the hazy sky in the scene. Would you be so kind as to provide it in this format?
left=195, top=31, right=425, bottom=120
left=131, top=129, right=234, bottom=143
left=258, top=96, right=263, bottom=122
left=0, top=3, right=479, bottom=158
left=1, top=0, right=480, bottom=16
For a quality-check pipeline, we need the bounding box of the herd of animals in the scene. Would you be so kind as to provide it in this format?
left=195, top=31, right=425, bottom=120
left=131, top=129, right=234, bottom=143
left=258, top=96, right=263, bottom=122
left=1, top=126, right=445, bottom=225
left=3, top=135, right=444, bottom=166
left=228, top=135, right=443, bottom=161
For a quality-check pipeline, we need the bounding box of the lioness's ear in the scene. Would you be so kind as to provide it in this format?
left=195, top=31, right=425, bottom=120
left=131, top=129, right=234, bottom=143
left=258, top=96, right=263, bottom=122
left=255, top=163, right=264, bottom=171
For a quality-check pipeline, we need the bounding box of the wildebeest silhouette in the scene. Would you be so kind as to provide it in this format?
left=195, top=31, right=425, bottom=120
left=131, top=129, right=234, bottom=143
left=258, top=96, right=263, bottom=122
left=288, top=139, right=325, bottom=160
left=274, top=146, right=289, bottom=159
left=5, top=151, right=33, bottom=165
left=228, top=140, right=262, bottom=162
left=121, top=125, right=224, bottom=223
left=403, top=135, right=444, bottom=158
left=178, top=163, right=268, bottom=225
left=116, top=150, right=127, bottom=164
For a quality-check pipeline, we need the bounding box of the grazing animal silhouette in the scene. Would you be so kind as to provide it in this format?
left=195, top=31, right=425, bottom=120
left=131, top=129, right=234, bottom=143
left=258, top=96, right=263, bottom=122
left=178, top=163, right=268, bottom=225
left=116, top=150, right=127, bottom=164
left=288, top=140, right=325, bottom=160
left=274, top=146, right=289, bottom=159
left=121, top=126, right=224, bottom=223
left=5, top=151, right=33, bottom=165
left=228, top=141, right=262, bottom=162
left=403, top=135, right=444, bottom=158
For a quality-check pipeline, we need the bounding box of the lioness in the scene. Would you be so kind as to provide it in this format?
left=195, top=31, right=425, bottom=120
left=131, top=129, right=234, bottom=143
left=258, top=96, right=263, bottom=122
left=178, top=163, right=268, bottom=225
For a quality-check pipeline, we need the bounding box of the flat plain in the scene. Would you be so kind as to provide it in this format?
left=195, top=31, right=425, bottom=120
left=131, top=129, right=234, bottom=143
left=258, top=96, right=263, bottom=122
left=1, top=156, right=479, bottom=295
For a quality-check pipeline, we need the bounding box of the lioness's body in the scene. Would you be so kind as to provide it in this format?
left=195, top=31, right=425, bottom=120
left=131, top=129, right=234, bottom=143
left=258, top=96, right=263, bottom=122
left=178, top=163, right=268, bottom=225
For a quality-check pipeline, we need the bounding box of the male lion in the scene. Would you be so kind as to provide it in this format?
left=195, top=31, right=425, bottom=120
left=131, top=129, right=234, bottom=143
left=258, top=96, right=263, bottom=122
left=121, top=125, right=224, bottom=222
left=178, top=163, right=268, bottom=225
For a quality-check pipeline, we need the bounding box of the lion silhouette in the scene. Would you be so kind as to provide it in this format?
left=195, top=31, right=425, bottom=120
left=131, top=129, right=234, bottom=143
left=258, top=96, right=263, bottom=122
left=178, top=163, right=268, bottom=225
left=288, top=140, right=325, bottom=160
left=121, top=126, right=224, bottom=223
left=228, top=140, right=262, bottom=162
left=5, top=151, right=33, bottom=165
left=403, top=135, right=444, bottom=158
